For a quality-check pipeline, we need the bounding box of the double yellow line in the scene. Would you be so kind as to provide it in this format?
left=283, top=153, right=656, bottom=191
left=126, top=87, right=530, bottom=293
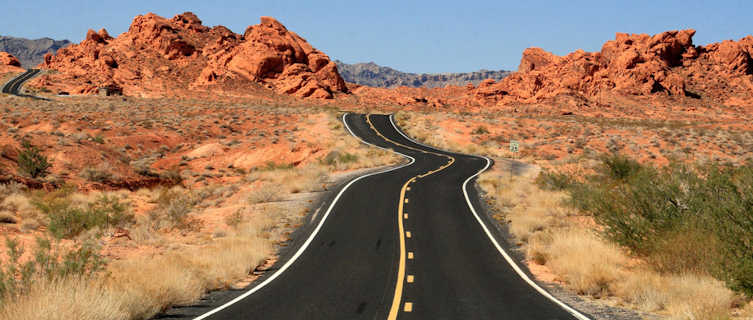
left=365, top=114, right=455, bottom=319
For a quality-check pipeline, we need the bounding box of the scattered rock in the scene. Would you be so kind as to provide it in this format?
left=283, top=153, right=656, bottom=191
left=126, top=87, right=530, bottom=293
left=1, top=145, right=19, bottom=162
left=0, top=211, right=18, bottom=224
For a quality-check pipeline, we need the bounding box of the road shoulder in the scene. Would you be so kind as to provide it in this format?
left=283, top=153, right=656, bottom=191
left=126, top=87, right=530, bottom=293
left=473, top=158, right=652, bottom=320
left=152, top=164, right=406, bottom=319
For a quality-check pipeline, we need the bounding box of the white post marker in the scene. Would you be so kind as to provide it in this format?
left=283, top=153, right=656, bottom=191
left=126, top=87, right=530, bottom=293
left=509, top=140, right=519, bottom=153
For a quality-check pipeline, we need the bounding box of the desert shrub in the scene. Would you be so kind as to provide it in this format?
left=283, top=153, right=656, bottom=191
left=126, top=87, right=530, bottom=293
left=32, top=190, right=133, bottom=239
left=321, top=150, right=358, bottom=166
left=159, top=169, right=183, bottom=185
left=225, top=209, right=244, bottom=228
left=263, top=161, right=293, bottom=170
left=471, top=125, right=489, bottom=135
left=130, top=157, right=157, bottom=177
left=17, top=141, right=52, bottom=179
left=79, top=164, right=114, bottom=182
left=600, top=153, right=642, bottom=181
left=698, top=165, right=753, bottom=295
left=535, top=171, right=573, bottom=191
left=0, top=237, right=104, bottom=300
left=564, top=154, right=753, bottom=296
left=151, top=187, right=198, bottom=230
left=247, top=184, right=281, bottom=204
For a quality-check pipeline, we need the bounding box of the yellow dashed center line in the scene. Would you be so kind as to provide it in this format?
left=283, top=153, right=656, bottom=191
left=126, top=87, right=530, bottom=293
left=367, top=114, right=457, bottom=320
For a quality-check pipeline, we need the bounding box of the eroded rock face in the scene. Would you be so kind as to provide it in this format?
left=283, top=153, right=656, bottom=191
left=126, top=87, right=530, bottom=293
left=33, top=12, right=347, bottom=98
left=0, top=52, right=21, bottom=67
left=518, top=47, right=561, bottom=72
left=476, top=29, right=753, bottom=106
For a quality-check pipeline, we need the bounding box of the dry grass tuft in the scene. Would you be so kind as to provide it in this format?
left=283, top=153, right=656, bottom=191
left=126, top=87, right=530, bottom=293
left=0, top=221, right=272, bottom=320
left=0, top=278, right=128, bottom=320
left=544, top=229, right=626, bottom=297
left=0, top=110, right=402, bottom=319
left=478, top=164, right=740, bottom=319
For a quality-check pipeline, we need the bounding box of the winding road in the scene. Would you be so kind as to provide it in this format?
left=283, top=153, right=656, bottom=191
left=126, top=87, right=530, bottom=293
left=1, top=68, right=40, bottom=95
left=190, top=113, right=590, bottom=319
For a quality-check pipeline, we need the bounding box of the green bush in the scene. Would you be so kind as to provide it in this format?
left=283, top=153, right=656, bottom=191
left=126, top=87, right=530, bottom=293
left=600, top=153, right=642, bottom=181
left=33, top=190, right=134, bottom=239
left=321, top=151, right=358, bottom=166
left=698, top=165, right=753, bottom=295
left=471, top=126, right=490, bottom=135
left=0, top=237, right=103, bottom=300
left=17, top=141, right=52, bottom=179
left=562, top=154, right=753, bottom=296
left=535, top=171, right=573, bottom=191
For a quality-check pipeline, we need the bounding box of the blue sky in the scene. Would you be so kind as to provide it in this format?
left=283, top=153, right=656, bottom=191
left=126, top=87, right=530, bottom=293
left=1, top=0, right=751, bottom=73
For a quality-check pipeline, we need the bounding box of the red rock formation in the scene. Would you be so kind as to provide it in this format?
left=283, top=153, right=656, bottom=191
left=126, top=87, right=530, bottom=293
left=0, top=52, right=21, bottom=67
left=476, top=29, right=753, bottom=106
left=32, top=12, right=347, bottom=98
left=0, top=52, right=23, bottom=74
left=518, top=47, right=561, bottom=72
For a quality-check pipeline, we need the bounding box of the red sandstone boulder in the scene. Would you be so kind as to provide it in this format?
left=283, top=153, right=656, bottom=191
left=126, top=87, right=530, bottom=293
left=0, top=52, right=21, bottom=67
left=518, top=48, right=561, bottom=72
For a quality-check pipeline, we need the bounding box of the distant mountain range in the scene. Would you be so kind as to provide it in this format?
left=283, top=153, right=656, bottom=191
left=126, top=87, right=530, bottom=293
left=0, top=36, right=71, bottom=68
left=335, top=60, right=511, bottom=88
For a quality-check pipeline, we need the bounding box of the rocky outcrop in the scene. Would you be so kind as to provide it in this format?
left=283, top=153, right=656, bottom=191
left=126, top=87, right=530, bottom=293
left=33, top=12, right=347, bottom=98
left=195, top=16, right=347, bottom=98
left=336, top=60, right=511, bottom=88
left=475, top=29, right=753, bottom=106
left=518, top=47, right=560, bottom=72
left=0, top=51, right=23, bottom=74
left=0, top=52, right=21, bottom=67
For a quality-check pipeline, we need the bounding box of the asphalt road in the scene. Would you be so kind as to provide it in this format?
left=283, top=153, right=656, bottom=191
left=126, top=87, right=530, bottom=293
left=1, top=68, right=40, bottom=95
left=193, top=113, right=589, bottom=320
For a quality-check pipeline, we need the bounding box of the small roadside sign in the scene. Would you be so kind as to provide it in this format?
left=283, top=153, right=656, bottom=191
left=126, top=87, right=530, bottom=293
left=509, top=140, right=519, bottom=153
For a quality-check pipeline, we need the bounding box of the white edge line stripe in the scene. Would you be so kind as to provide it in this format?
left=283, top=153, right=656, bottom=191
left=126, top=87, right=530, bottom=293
left=194, top=113, right=415, bottom=320
left=388, top=115, right=590, bottom=320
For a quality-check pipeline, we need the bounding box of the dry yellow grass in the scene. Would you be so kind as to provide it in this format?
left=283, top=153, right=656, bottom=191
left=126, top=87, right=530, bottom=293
left=394, top=109, right=745, bottom=319
left=614, top=272, right=736, bottom=319
left=479, top=166, right=741, bottom=319
left=0, top=111, right=401, bottom=319
left=0, top=278, right=129, bottom=320
left=0, top=219, right=272, bottom=320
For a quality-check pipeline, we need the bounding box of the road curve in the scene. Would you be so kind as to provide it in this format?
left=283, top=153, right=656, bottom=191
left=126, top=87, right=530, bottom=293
left=1, top=69, right=41, bottom=95
left=192, top=113, right=589, bottom=319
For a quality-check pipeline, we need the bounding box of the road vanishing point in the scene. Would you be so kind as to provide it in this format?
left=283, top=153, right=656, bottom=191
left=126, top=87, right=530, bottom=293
left=184, top=113, right=591, bottom=320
